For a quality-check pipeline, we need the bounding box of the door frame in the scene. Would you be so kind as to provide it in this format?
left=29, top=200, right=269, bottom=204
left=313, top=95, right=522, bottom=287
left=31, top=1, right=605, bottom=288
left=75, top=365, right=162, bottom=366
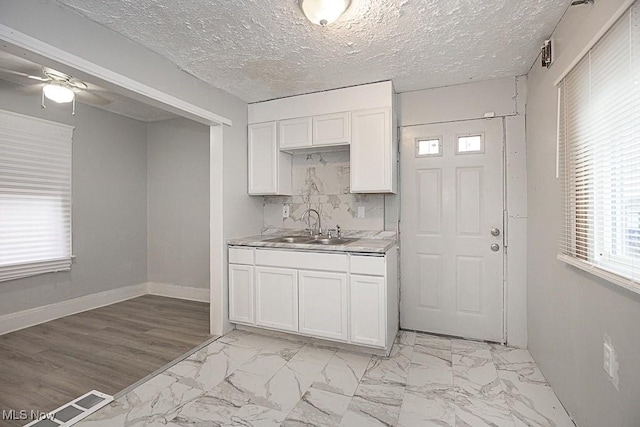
left=398, top=115, right=527, bottom=348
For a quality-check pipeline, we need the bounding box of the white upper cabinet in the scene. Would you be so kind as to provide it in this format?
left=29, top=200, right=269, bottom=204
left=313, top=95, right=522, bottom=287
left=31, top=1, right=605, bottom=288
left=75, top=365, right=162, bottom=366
left=248, top=81, right=396, bottom=195
left=279, top=117, right=313, bottom=149
left=248, top=122, right=292, bottom=195
left=350, top=108, right=395, bottom=193
left=313, top=112, right=350, bottom=146
left=280, top=113, right=350, bottom=149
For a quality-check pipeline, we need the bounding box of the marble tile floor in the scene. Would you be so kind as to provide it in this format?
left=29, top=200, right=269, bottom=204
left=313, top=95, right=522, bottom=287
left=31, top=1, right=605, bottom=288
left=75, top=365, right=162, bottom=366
left=78, top=329, right=575, bottom=427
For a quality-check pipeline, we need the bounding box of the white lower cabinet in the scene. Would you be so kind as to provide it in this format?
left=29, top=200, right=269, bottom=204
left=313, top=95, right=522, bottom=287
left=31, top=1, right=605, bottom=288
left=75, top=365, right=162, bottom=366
left=228, top=246, right=397, bottom=352
left=255, top=266, right=298, bottom=332
left=228, top=264, right=254, bottom=324
left=350, top=274, right=386, bottom=347
left=298, top=270, right=348, bottom=341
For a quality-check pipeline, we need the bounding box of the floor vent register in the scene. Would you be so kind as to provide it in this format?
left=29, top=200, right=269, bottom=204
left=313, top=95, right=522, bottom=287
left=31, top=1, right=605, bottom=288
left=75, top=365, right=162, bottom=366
left=23, top=390, right=113, bottom=427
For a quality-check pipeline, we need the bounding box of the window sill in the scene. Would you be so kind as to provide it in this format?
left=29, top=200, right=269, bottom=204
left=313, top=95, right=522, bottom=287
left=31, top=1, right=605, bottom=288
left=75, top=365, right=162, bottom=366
left=557, top=253, right=640, bottom=295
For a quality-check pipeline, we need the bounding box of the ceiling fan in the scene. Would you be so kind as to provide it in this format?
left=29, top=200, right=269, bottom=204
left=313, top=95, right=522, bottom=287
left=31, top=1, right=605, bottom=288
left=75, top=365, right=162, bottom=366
left=0, top=56, right=110, bottom=114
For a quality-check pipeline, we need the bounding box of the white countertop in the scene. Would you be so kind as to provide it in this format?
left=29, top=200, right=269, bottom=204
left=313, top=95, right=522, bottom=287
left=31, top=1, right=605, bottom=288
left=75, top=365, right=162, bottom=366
left=227, top=230, right=397, bottom=254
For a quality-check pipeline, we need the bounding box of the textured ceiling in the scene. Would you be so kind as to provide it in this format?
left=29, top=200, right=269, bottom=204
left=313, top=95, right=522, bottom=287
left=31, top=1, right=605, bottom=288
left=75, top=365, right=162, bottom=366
left=55, top=0, right=572, bottom=103
left=0, top=50, right=176, bottom=122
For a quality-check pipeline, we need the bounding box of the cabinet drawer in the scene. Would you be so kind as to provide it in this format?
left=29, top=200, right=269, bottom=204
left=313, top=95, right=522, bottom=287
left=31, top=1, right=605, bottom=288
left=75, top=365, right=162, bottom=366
left=350, top=254, right=385, bottom=276
left=255, top=249, right=347, bottom=272
left=229, top=247, right=254, bottom=265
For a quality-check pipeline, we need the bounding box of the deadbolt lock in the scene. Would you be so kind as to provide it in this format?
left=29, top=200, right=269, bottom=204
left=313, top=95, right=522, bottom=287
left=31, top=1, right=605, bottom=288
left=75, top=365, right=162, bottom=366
left=491, top=228, right=501, bottom=237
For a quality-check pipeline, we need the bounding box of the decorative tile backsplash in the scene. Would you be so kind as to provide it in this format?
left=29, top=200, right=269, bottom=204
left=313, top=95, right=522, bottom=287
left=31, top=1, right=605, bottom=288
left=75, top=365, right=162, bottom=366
left=263, top=151, right=385, bottom=232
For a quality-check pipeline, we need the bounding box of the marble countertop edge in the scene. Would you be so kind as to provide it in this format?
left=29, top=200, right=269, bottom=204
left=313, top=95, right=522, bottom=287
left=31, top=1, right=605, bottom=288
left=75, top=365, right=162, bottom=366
left=227, top=233, right=397, bottom=254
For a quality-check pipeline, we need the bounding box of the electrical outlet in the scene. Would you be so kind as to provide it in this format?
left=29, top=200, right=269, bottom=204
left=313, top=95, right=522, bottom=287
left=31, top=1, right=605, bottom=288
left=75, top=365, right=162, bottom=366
left=357, top=206, right=365, bottom=218
left=282, top=204, right=290, bottom=219
left=603, top=342, right=613, bottom=376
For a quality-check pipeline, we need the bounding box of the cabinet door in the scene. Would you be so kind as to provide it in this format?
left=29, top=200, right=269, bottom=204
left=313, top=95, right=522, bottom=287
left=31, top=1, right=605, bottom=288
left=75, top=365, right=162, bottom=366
left=229, top=264, right=254, bottom=324
left=279, top=117, right=312, bottom=149
left=313, top=112, right=350, bottom=146
left=248, top=122, right=292, bottom=195
left=299, top=270, right=348, bottom=341
left=350, top=108, right=393, bottom=193
left=255, top=267, right=298, bottom=332
left=350, top=274, right=386, bottom=347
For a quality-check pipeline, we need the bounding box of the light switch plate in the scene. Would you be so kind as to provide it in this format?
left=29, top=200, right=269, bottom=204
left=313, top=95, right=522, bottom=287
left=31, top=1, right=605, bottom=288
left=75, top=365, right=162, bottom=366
left=357, top=206, right=365, bottom=218
left=282, top=204, right=290, bottom=219
left=604, top=342, right=612, bottom=376
left=603, top=334, right=620, bottom=390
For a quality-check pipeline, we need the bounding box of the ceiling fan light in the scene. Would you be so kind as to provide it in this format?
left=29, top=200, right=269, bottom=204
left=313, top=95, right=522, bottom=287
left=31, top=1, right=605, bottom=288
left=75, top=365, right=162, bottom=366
left=43, top=83, right=75, bottom=103
left=299, top=0, right=350, bottom=26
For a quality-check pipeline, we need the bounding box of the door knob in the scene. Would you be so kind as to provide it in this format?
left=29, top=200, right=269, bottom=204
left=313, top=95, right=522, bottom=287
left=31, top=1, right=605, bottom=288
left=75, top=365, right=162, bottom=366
left=490, top=243, right=500, bottom=252
left=491, top=228, right=501, bottom=237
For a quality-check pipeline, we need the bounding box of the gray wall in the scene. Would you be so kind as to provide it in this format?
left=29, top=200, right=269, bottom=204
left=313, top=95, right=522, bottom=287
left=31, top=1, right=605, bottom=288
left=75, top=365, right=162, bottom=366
left=147, top=118, right=210, bottom=289
left=526, top=1, right=640, bottom=425
left=0, top=81, right=148, bottom=316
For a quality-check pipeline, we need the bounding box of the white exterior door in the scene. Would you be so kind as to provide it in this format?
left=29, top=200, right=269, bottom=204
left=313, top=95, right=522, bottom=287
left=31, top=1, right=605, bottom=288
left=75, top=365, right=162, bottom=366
left=400, top=118, right=505, bottom=342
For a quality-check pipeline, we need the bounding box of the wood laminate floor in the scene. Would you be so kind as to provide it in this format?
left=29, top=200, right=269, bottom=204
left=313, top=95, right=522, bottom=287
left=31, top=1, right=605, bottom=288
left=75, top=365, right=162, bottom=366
left=0, top=295, right=210, bottom=426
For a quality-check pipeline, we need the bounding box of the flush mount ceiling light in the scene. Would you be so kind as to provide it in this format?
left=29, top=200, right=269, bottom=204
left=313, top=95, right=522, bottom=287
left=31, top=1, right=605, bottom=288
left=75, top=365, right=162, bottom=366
left=299, top=0, right=351, bottom=26
left=43, top=82, right=75, bottom=104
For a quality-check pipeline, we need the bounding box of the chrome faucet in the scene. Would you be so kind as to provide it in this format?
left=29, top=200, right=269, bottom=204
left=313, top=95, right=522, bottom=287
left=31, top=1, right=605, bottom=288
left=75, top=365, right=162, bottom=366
left=301, top=208, right=322, bottom=236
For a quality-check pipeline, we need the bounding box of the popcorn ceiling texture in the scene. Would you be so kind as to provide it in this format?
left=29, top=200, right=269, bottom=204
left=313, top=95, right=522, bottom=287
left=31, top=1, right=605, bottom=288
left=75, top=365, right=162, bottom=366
left=55, top=0, right=571, bottom=102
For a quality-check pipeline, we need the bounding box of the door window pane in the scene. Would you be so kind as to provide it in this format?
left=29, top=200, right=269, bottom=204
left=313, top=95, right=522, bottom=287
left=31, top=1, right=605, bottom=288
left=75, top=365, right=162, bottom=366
left=457, top=135, right=484, bottom=154
left=416, top=138, right=442, bottom=157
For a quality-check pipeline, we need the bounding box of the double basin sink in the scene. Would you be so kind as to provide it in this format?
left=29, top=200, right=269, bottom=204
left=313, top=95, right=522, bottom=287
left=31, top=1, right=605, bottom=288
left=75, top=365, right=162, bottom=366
left=264, top=235, right=358, bottom=246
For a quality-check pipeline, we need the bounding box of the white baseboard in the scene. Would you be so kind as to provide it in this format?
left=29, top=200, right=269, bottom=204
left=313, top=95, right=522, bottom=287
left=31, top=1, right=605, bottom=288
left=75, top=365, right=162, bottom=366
left=146, top=282, right=210, bottom=303
left=0, top=283, right=147, bottom=336
left=0, top=282, right=210, bottom=336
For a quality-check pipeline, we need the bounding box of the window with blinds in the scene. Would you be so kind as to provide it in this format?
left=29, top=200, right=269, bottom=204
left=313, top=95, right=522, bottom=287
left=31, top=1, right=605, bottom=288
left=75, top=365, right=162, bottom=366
left=0, top=109, right=73, bottom=282
left=557, top=1, right=640, bottom=293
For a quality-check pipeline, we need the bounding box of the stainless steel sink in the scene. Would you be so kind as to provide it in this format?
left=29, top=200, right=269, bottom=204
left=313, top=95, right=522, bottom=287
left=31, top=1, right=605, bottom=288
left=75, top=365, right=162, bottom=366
left=307, top=237, right=358, bottom=245
left=264, top=235, right=358, bottom=245
left=264, top=236, right=314, bottom=243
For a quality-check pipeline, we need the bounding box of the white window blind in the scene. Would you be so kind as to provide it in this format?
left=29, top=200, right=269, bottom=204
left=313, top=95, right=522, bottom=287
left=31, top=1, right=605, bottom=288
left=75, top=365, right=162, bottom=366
left=0, top=109, right=73, bottom=282
left=558, top=1, right=640, bottom=293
